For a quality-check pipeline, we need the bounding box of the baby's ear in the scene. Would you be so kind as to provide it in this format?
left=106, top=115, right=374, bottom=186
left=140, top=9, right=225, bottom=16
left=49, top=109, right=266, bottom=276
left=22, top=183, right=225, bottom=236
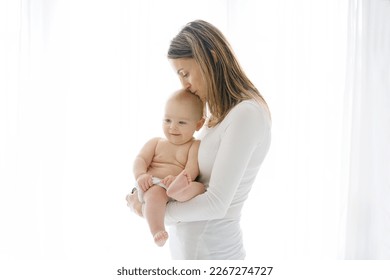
left=196, top=117, right=206, bottom=130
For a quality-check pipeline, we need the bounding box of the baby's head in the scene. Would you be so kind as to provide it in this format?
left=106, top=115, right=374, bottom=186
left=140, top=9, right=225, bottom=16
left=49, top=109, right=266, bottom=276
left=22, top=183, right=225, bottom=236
left=163, top=89, right=205, bottom=145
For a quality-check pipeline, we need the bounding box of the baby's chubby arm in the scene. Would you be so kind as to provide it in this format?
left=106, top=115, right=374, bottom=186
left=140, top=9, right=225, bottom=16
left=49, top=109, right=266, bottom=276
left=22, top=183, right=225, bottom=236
left=183, top=140, right=201, bottom=180
left=133, top=137, right=160, bottom=191
left=166, top=140, right=205, bottom=201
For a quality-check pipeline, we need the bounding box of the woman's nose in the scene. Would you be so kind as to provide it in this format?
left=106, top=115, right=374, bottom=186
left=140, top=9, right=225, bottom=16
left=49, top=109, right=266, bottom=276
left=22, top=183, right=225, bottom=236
left=180, top=78, right=191, bottom=90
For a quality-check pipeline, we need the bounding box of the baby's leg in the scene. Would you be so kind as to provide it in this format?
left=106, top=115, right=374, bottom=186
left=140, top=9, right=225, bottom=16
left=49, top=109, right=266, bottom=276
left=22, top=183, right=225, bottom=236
left=143, top=185, right=169, bottom=246
left=167, top=170, right=205, bottom=202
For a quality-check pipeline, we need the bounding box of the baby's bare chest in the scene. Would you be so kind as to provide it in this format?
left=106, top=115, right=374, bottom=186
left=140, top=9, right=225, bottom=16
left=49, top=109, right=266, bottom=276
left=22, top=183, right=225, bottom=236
left=154, top=141, right=191, bottom=166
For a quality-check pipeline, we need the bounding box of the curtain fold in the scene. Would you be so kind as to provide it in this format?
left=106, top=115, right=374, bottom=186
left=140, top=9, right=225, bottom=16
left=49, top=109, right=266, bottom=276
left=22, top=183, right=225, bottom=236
left=343, top=0, right=390, bottom=259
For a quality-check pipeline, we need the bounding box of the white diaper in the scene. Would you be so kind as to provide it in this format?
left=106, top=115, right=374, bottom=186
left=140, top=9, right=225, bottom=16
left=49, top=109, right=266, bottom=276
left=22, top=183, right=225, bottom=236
left=135, top=177, right=168, bottom=202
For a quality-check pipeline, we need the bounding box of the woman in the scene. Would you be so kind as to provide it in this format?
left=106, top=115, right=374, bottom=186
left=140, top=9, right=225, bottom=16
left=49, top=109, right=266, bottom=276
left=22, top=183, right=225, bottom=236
left=127, top=20, right=271, bottom=260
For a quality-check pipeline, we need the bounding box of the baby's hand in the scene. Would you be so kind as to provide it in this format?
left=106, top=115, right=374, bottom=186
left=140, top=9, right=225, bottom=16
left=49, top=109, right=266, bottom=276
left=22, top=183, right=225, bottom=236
left=161, top=175, right=175, bottom=188
left=137, top=174, right=153, bottom=191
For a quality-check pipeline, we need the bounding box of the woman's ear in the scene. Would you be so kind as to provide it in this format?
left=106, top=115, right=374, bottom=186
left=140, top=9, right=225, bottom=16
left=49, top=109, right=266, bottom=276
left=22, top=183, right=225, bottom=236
left=196, top=117, right=206, bottom=131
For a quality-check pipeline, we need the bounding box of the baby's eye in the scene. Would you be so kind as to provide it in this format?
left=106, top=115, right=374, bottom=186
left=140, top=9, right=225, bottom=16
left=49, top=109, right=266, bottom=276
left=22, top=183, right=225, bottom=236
left=178, top=121, right=187, bottom=125
left=163, top=119, right=171, bottom=124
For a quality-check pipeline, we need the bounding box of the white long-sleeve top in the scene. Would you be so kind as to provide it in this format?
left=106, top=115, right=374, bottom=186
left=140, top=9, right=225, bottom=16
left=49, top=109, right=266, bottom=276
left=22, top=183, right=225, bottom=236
left=165, top=100, right=271, bottom=260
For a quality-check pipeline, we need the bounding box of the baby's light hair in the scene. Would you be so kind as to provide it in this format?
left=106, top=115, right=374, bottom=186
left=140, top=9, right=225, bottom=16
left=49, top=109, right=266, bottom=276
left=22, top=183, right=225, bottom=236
left=167, top=89, right=204, bottom=120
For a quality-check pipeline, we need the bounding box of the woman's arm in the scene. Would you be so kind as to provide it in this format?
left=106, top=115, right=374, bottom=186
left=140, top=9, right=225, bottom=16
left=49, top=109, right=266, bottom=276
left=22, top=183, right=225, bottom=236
left=165, top=101, right=271, bottom=223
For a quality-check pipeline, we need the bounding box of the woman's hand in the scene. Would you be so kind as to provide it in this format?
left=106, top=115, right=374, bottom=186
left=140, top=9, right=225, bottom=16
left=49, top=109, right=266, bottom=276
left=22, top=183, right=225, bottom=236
left=126, top=190, right=143, bottom=217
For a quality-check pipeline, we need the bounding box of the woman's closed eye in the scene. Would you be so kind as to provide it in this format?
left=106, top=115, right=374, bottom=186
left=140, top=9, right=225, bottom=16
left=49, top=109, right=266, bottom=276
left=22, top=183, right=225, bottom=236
left=179, top=70, right=188, bottom=78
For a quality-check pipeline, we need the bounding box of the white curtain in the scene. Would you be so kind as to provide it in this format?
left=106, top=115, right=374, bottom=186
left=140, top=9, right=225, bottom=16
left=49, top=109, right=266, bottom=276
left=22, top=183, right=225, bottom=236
left=1, top=0, right=389, bottom=269
left=0, top=0, right=70, bottom=260
left=342, top=0, right=390, bottom=259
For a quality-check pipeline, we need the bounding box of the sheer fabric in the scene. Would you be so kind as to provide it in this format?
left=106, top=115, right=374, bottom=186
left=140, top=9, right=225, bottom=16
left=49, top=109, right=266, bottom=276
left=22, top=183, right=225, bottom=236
left=342, top=0, right=390, bottom=259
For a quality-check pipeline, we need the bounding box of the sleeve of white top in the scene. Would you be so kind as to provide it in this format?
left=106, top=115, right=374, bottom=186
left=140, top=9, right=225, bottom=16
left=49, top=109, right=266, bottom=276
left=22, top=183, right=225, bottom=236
left=165, top=102, right=270, bottom=224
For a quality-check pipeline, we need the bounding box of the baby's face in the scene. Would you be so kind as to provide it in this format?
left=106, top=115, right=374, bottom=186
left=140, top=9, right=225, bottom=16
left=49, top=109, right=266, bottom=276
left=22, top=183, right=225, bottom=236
left=162, top=99, right=201, bottom=145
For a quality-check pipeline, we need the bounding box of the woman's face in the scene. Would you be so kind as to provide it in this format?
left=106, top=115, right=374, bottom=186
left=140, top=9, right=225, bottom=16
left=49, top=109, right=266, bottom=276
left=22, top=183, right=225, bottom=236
left=169, top=58, right=206, bottom=103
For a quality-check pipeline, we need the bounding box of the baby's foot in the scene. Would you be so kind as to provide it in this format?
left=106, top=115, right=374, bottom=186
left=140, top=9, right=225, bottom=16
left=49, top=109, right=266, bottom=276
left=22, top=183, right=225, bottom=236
left=154, top=230, right=168, bottom=247
left=171, top=170, right=191, bottom=188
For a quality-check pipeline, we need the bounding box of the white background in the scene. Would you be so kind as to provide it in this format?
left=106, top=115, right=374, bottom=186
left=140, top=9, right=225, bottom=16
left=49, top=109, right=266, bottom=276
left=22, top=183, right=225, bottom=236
left=1, top=0, right=389, bottom=279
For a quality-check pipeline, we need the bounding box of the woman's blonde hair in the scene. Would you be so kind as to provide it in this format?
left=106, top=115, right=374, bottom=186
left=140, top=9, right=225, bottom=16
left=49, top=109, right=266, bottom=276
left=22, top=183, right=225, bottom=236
left=168, top=20, right=270, bottom=127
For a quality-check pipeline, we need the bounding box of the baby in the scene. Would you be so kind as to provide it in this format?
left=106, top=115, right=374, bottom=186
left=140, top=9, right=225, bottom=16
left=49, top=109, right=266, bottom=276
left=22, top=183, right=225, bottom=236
left=133, top=89, right=205, bottom=246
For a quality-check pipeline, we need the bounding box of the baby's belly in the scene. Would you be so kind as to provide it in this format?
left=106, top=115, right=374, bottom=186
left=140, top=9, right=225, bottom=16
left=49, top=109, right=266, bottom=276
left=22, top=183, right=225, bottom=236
left=148, top=163, right=183, bottom=179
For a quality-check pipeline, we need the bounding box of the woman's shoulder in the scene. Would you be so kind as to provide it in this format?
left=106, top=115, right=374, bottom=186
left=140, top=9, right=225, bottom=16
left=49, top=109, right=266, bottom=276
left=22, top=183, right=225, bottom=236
left=236, top=99, right=266, bottom=110
left=227, top=100, right=270, bottom=123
